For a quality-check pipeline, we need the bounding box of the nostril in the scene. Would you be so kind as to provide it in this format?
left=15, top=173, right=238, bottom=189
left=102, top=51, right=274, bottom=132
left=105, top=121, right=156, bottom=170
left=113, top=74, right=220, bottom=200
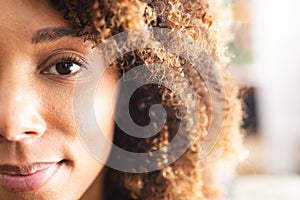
left=0, top=135, right=5, bottom=141
left=24, top=131, right=39, bottom=137
left=0, top=130, right=43, bottom=142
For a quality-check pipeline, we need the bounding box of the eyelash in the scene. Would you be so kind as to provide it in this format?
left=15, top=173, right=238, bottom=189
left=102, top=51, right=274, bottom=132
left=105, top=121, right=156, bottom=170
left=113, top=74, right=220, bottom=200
left=41, top=53, right=88, bottom=78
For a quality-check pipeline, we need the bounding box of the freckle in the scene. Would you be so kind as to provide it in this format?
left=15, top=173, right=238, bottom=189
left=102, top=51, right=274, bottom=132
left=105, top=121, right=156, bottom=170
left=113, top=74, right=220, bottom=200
left=51, top=105, right=56, bottom=111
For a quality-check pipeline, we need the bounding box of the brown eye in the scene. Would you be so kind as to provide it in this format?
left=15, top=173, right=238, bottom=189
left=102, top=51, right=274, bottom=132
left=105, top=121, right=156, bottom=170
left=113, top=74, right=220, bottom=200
left=49, top=62, right=81, bottom=75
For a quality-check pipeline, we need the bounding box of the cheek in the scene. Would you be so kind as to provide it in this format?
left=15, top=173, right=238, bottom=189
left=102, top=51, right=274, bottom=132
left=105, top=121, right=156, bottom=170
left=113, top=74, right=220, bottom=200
left=40, top=83, right=77, bottom=140
left=30, top=73, right=116, bottom=198
left=65, top=69, right=118, bottom=164
left=94, top=81, right=116, bottom=143
left=94, top=70, right=117, bottom=157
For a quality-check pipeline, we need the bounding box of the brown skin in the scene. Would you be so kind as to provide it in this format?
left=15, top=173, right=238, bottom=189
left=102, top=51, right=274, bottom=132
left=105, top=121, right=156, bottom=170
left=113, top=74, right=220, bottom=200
left=0, top=0, right=116, bottom=199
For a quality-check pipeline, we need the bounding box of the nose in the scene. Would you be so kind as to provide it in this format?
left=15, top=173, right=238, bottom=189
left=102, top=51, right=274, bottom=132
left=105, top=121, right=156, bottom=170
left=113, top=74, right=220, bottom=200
left=0, top=74, right=46, bottom=142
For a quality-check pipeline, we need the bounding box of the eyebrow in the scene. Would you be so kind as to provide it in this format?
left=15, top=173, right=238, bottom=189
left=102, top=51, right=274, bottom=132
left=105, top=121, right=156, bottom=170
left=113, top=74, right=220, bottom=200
left=32, top=26, right=77, bottom=44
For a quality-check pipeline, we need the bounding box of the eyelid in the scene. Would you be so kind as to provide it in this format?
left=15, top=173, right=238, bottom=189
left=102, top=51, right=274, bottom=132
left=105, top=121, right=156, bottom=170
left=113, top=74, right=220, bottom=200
left=39, top=50, right=89, bottom=76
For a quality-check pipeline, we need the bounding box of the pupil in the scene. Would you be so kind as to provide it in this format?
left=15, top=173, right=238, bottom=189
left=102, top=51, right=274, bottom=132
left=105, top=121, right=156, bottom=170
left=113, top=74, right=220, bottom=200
left=56, top=62, right=72, bottom=75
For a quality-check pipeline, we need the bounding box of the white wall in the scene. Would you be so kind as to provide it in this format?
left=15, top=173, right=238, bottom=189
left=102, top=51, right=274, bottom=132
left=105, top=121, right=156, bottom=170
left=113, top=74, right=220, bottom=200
left=251, top=0, right=300, bottom=173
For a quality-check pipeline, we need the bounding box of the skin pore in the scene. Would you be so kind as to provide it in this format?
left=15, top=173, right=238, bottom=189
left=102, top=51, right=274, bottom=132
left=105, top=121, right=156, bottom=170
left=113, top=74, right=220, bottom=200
left=0, top=0, right=116, bottom=199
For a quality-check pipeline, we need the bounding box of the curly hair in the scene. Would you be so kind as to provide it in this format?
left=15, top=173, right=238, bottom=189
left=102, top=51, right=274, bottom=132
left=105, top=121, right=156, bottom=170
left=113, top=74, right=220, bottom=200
left=51, top=0, right=244, bottom=199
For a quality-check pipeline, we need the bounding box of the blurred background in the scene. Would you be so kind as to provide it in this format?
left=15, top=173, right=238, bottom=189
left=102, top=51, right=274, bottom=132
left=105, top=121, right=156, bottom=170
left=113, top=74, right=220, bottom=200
left=228, top=0, right=300, bottom=199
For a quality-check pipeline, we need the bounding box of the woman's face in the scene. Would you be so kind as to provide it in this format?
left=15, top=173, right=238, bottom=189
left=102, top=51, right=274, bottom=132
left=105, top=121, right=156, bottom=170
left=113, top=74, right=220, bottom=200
left=0, top=0, right=115, bottom=199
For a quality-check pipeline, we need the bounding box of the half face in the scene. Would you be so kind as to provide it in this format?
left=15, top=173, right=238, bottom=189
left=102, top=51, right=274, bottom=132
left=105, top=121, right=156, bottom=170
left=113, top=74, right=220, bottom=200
left=0, top=0, right=116, bottom=199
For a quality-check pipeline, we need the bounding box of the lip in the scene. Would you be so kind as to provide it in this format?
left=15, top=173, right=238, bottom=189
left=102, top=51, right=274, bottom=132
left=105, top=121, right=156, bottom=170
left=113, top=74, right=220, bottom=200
left=0, top=161, right=63, bottom=192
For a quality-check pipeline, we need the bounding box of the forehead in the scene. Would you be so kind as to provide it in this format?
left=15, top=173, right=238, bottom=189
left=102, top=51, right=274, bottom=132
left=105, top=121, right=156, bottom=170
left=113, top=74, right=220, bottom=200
left=0, top=0, right=67, bottom=43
